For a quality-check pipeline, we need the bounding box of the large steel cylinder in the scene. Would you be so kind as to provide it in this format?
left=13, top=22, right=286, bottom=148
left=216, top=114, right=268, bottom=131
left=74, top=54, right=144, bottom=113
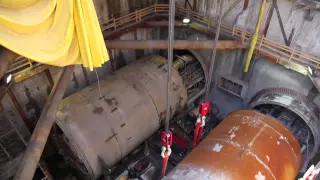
left=165, top=110, right=303, bottom=180
left=55, top=55, right=187, bottom=179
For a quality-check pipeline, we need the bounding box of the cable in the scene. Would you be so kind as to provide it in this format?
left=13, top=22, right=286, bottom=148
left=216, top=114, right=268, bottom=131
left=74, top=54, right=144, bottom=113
left=94, top=69, right=103, bottom=99
left=165, top=0, right=175, bottom=134
left=205, top=0, right=223, bottom=99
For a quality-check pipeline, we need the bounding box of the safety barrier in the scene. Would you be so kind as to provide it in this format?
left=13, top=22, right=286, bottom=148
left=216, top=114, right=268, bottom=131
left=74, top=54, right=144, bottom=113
left=102, top=4, right=320, bottom=69
left=8, top=3, right=320, bottom=80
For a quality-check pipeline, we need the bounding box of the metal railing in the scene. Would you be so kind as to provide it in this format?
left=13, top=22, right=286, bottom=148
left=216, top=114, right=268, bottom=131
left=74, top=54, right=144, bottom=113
left=7, top=56, right=50, bottom=83
left=9, top=3, right=319, bottom=78
left=101, top=4, right=320, bottom=70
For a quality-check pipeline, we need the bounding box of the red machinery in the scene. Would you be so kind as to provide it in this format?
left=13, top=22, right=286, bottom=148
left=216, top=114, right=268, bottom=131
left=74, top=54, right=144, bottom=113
left=193, top=101, right=211, bottom=148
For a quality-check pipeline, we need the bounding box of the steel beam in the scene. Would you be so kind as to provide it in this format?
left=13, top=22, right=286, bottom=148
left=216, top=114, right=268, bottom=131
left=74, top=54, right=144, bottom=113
left=13, top=65, right=74, bottom=180
left=44, top=69, right=54, bottom=90
left=105, top=40, right=242, bottom=50
left=143, top=21, right=186, bottom=27
left=262, top=1, right=275, bottom=36
left=184, top=0, right=192, bottom=9
left=193, top=0, right=197, bottom=11
left=243, top=0, right=249, bottom=10
left=273, top=0, right=289, bottom=46
left=0, top=46, right=19, bottom=80
left=7, top=88, right=33, bottom=132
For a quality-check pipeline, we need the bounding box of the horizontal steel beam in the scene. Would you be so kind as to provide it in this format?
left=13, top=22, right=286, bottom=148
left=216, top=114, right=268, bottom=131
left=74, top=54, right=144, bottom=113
left=142, top=21, right=186, bottom=27
left=105, top=40, right=243, bottom=50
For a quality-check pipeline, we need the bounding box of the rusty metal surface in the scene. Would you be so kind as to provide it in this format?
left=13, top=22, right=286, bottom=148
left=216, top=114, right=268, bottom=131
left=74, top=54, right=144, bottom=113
left=13, top=65, right=75, bottom=180
left=243, top=0, right=249, bottom=10
left=13, top=64, right=49, bottom=83
left=106, top=40, right=242, bottom=50
left=0, top=47, right=19, bottom=80
left=44, top=69, right=54, bottom=90
left=165, top=110, right=302, bottom=180
left=55, top=55, right=187, bottom=179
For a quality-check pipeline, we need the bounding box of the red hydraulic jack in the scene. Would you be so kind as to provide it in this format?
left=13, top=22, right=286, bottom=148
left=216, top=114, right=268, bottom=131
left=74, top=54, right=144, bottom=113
left=160, top=131, right=172, bottom=177
left=193, top=101, right=211, bottom=148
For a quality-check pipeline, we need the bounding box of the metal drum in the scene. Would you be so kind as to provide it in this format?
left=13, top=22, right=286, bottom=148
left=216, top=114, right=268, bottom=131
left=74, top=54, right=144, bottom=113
left=55, top=55, right=188, bottom=179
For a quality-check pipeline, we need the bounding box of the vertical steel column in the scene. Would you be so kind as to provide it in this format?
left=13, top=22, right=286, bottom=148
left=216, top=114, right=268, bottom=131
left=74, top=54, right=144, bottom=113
left=273, top=0, right=289, bottom=46
left=205, top=0, right=223, bottom=99
left=243, top=0, right=249, bottom=10
left=7, top=88, right=33, bottom=132
left=0, top=46, right=19, bottom=80
left=13, top=65, right=74, bottom=180
left=165, top=0, right=175, bottom=133
left=262, top=1, right=274, bottom=36
left=44, top=69, right=54, bottom=90
left=193, top=0, right=197, bottom=11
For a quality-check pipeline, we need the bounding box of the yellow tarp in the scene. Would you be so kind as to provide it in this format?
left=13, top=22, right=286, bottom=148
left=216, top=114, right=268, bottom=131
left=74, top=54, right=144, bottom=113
left=0, top=0, right=109, bottom=71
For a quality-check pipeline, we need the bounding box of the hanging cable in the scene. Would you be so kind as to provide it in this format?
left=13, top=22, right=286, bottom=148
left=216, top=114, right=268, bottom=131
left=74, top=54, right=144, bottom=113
left=198, top=0, right=223, bottom=148
left=205, top=0, right=224, bottom=99
left=94, top=69, right=103, bottom=99
left=161, top=0, right=175, bottom=177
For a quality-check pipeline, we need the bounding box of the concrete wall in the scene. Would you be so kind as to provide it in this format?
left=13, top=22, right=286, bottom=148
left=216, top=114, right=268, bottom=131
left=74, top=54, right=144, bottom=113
left=179, top=0, right=320, bottom=57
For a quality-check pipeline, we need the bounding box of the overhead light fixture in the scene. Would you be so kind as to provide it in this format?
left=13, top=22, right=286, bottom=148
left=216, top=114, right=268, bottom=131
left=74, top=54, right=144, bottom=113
left=182, top=17, right=190, bottom=24
left=308, top=66, right=313, bottom=76
left=3, top=73, right=12, bottom=84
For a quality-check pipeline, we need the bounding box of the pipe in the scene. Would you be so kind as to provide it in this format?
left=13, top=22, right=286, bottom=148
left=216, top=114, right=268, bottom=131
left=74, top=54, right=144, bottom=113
left=173, top=54, right=195, bottom=69
left=244, top=0, right=266, bottom=72
left=205, top=0, right=223, bottom=99
left=13, top=65, right=74, bottom=180
left=165, top=110, right=303, bottom=180
left=105, top=40, right=242, bottom=50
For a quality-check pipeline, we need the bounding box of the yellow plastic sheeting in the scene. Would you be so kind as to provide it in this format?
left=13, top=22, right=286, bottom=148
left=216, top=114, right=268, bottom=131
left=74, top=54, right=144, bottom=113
left=0, top=0, right=109, bottom=71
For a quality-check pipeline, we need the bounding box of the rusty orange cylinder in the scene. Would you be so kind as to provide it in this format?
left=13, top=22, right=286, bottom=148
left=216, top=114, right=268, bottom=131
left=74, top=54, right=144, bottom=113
left=165, top=110, right=303, bottom=180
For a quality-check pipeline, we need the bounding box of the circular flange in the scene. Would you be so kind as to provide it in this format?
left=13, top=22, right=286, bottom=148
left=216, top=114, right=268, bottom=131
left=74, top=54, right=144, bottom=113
left=249, top=88, right=320, bottom=170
